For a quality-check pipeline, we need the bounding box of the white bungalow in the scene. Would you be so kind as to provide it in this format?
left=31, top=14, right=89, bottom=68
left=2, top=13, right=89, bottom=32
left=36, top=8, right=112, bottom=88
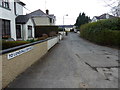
left=15, top=15, right=35, bottom=40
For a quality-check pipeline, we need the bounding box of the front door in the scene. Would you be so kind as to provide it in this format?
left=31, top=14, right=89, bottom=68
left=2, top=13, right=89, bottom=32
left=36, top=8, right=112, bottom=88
left=16, top=25, right=21, bottom=39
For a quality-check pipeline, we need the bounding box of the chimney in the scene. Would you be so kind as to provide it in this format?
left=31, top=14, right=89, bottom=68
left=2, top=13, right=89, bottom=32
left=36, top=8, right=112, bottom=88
left=46, top=9, right=49, bottom=15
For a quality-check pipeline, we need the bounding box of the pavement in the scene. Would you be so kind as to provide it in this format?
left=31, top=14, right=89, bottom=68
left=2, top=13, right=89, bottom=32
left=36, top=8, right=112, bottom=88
left=7, top=32, right=119, bottom=88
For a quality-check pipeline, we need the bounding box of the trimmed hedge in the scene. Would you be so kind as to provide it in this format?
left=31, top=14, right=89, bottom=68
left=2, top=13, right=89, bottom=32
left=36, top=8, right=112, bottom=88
left=80, top=18, right=120, bottom=47
left=2, top=41, right=30, bottom=50
left=2, top=33, right=54, bottom=50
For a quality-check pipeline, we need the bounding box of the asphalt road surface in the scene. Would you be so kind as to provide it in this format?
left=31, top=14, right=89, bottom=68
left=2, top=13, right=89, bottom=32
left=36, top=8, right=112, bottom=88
left=8, top=32, right=119, bottom=88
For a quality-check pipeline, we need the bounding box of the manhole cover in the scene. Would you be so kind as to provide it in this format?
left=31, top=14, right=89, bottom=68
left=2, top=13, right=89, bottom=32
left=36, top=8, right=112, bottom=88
left=80, top=82, right=89, bottom=88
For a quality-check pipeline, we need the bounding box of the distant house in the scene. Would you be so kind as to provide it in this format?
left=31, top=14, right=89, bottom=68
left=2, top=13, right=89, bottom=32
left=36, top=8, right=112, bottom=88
left=25, top=9, right=57, bottom=38
left=0, top=0, right=26, bottom=40
left=16, top=15, right=35, bottom=40
left=27, top=9, right=56, bottom=26
left=91, top=13, right=115, bottom=22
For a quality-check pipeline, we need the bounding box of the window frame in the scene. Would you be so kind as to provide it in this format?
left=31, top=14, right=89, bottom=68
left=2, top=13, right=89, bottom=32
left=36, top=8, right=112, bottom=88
left=1, top=0, right=10, bottom=9
left=28, top=25, right=32, bottom=38
left=2, top=19, right=11, bottom=38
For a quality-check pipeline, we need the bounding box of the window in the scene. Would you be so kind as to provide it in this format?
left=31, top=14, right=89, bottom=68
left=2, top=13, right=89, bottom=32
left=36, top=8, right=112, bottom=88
left=2, top=19, right=11, bottom=38
left=28, top=26, right=32, bottom=38
left=49, top=18, right=52, bottom=24
left=2, top=0, right=10, bottom=9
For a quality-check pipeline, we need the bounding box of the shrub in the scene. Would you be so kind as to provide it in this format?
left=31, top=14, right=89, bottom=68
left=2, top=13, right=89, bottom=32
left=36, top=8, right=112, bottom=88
left=42, top=34, right=49, bottom=38
left=49, top=31, right=57, bottom=37
left=2, top=41, right=30, bottom=50
left=80, top=17, right=120, bottom=47
left=58, top=28, right=65, bottom=31
left=27, top=38, right=37, bottom=43
left=37, top=34, right=49, bottom=41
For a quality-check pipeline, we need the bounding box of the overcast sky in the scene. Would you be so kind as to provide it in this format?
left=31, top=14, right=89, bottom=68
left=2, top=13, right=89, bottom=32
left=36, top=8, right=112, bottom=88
left=21, top=0, right=114, bottom=25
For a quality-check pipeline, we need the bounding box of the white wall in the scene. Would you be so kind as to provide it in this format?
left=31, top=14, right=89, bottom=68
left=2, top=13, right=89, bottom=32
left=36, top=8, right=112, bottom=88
left=0, top=0, right=17, bottom=40
left=50, top=18, right=55, bottom=25
left=91, top=17, right=98, bottom=22
left=47, top=37, right=59, bottom=50
left=59, top=34, right=63, bottom=40
left=33, top=16, right=50, bottom=26
left=0, top=0, right=25, bottom=40
left=23, top=19, right=34, bottom=40
left=22, top=24, right=26, bottom=40
left=16, top=2, right=23, bottom=16
left=0, top=0, right=2, bottom=6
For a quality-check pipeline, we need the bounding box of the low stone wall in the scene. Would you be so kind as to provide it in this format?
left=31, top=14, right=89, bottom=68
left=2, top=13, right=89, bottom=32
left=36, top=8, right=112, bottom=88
left=47, top=36, right=59, bottom=50
left=2, top=41, right=47, bottom=88
left=59, top=34, right=63, bottom=40
left=1, top=36, right=62, bottom=88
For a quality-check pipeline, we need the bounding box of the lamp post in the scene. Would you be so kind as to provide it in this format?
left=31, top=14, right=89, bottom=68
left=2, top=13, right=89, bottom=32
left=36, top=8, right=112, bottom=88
left=63, top=14, right=68, bottom=35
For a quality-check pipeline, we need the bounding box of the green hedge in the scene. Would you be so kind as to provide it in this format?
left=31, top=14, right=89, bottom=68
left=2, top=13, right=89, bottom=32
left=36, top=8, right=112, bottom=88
left=80, top=18, right=120, bottom=47
left=2, top=41, right=30, bottom=50
left=2, top=34, right=50, bottom=50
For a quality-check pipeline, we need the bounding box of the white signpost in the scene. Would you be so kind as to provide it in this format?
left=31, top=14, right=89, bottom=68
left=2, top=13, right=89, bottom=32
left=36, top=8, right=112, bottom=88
left=7, top=46, right=33, bottom=60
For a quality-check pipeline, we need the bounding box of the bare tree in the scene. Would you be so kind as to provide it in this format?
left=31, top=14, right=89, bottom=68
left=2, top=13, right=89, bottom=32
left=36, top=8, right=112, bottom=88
left=103, top=0, right=119, bottom=16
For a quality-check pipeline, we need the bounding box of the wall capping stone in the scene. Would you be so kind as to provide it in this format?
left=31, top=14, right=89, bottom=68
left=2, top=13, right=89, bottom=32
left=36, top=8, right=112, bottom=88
left=1, top=36, right=57, bottom=55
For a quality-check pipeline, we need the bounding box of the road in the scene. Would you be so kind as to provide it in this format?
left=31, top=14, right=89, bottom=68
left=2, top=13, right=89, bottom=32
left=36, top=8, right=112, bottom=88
left=8, top=32, right=119, bottom=88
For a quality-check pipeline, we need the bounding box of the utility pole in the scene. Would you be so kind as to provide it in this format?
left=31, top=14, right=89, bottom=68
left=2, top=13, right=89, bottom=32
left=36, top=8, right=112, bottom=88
left=45, top=0, right=47, bottom=10
left=63, top=14, right=68, bottom=35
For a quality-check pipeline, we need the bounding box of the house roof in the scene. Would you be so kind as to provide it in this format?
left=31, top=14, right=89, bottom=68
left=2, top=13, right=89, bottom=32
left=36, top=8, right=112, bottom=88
left=94, top=16, right=100, bottom=19
left=27, top=9, right=55, bottom=19
left=49, top=14, right=56, bottom=19
left=28, top=9, right=47, bottom=17
left=16, top=15, right=30, bottom=24
left=93, top=14, right=115, bottom=20
left=14, top=0, right=26, bottom=6
left=99, top=14, right=115, bottom=19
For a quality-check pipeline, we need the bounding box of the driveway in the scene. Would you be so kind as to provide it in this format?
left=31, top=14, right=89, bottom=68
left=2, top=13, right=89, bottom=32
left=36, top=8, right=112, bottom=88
left=8, top=32, right=119, bottom=88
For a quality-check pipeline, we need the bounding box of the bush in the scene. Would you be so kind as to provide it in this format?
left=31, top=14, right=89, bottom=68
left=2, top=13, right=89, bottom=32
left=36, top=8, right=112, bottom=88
left=2, top=34, right=50, bottom=50
left=37, top=34, right=49, bottom=41
left=2, top=41, right=30, bottom=50
left=80, top=17, right=120, bottom=47
left=27, top=39, right=37, bottom=43
left=58, top=28, right=65, bottom=31
left=49, top=31, right=57, bottom=37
